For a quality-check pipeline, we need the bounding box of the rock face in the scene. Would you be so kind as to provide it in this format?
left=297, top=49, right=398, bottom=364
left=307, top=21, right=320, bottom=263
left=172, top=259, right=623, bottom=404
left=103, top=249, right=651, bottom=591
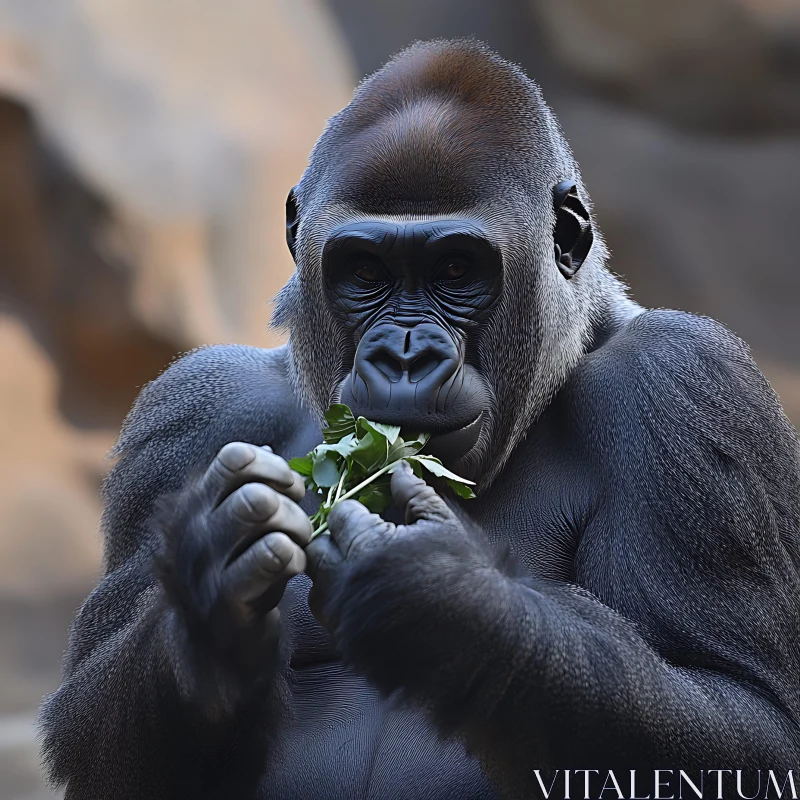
left=533, top=0, right=800, bottom=133
left=0, top=0, right=354, bottom=596
left=0, top=314, right=107, bottom=599
left=559, top=97, right=800, bottom=423
left=526, top=0, right=800, bottom=420
left=0, top=99, right=178, bottom=429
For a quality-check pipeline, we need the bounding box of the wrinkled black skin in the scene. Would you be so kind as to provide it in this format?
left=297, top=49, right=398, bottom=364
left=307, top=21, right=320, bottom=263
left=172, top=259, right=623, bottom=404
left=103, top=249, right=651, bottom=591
left=330, top=218, right=500, bottom=468
left=38, top=305, right=800, bottom=798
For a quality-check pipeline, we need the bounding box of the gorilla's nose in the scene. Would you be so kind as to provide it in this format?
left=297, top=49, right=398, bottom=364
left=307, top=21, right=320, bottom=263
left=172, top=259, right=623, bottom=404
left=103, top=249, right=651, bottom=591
left=352, top=323, right=460, bottom=413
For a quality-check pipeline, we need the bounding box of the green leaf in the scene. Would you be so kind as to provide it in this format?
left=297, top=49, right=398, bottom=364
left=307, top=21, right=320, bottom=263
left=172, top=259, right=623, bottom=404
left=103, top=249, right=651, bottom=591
left=387, top=432, right=430, bottom=462
left=408, top=455, right=476, bottom=485
left=322, top=404, right=357, bottom=443
left=312, top=451, right=341, bottom=487
left=350, top=431, right=388, bottom=473
left=301, top=404, right=475, bottom=537
left=358, top=417, right=401, bottom=445
left=358, top=485, right=392, bottom=514
left=446, top=479, right=476, bottom=499
left=288, top=455, right=313, bottom=476
left=315, top=434, right=357, bottom=459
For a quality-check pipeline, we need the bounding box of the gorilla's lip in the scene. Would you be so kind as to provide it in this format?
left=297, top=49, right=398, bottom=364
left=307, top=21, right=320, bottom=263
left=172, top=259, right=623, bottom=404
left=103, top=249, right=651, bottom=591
left=425, top=411, right=484, bottom=464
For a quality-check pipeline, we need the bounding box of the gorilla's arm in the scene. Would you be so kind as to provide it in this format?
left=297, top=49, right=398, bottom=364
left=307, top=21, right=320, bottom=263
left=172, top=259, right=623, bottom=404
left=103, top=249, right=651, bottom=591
left=309, top=313, right=800, bottom=795
left=39, top=544, right=287, bottom=799
left=39, top=346, right=307, bottom=799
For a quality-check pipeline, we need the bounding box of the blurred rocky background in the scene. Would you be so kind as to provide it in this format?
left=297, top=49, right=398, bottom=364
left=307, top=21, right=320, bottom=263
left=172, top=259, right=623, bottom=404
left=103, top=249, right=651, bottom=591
left=0, top=0, right=798, bottom=796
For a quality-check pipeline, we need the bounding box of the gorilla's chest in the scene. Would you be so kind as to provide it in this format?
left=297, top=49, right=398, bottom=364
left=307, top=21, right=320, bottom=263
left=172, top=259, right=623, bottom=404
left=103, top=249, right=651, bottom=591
left=269, top=413, right=585, bottom=799
left=468, top=426, right=589, bottom=582
left=261, top=663, right=497, bottom=800
left=275, top=578, right=497, bottom=799
left=280, top=413, right=586, bottom=670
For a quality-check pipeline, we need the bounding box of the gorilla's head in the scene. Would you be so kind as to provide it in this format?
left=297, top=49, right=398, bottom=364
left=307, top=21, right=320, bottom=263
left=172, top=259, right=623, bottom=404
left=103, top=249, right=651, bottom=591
left=274, top=39, right=633, bottom=488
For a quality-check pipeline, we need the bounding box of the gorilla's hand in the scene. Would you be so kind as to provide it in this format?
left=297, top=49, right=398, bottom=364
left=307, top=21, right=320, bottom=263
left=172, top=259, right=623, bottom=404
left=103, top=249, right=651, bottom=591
left=305, top=460, right=466, bottom=628
left=155, top=442, right=312, bottom=696
left=305, top=460, right=514, bottom=722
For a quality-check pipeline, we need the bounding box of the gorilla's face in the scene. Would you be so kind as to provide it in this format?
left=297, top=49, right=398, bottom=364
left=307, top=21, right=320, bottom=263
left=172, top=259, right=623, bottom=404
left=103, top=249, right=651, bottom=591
left=275, top=40, right=607, bottom=487
left=323, top=217, right=502, bottom=467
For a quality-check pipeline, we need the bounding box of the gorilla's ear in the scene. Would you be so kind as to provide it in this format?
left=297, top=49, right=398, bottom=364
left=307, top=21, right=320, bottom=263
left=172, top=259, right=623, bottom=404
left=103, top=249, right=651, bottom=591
left=286, top=186, right=300, bottom=261
left=552, top=180, right=594, bottom=279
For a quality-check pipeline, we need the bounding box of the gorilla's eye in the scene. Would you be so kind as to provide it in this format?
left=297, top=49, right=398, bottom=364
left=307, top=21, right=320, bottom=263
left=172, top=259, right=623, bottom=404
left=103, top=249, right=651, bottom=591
left=352, top=256, right=386, bottom=283
left=437, top=256, right=471, bottom=281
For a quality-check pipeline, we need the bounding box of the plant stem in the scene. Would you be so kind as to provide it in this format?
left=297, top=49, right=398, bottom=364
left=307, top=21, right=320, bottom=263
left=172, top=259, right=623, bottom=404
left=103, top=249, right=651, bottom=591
left=333, top=469, right=347, bottom=504
left=309, top=460, right=397, bottom=540
left=335, top=460, right=396, bottom=504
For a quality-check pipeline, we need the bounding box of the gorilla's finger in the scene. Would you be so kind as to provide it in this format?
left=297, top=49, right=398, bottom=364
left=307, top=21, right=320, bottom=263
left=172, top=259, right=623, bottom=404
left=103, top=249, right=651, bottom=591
left=327, top=500, right=393, bottom=560
left=225, top=532, right=306, bottom=605
left=391, top=461, right=455, bottom=525
left=305, top=534, right=346, bottom=628
left=200, top=442, right=305, bottom=507
left=305, top=532, right=344, bottom=582
left=258, top=492, right=313, bottom=546
left=212, top=483, right=312, bottom=561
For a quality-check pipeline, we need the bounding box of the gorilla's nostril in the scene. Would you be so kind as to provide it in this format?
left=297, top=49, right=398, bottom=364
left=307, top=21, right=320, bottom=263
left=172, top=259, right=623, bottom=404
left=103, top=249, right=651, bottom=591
left=409, top=353, right=439, bottom=383
left=373, top=353, right=404, bottom=382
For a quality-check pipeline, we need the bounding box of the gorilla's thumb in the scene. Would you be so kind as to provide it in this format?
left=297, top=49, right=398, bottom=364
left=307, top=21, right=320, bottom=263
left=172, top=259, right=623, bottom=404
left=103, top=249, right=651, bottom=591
left=391, top=461, right=454, bottom=525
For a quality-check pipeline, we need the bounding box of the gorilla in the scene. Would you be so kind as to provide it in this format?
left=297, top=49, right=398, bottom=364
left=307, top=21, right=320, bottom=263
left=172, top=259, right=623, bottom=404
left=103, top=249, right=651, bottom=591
left=39, top=40, right=800, bottom=800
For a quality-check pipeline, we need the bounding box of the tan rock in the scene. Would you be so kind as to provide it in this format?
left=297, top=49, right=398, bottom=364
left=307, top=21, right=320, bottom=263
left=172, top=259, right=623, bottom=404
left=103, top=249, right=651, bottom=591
left=0, top=0, right=356, bottom=603
left=0, top=0, right=355, bottom=350
left=0, top=315, right=107, bottom=599
left=532, top=0, right=800, bottom=132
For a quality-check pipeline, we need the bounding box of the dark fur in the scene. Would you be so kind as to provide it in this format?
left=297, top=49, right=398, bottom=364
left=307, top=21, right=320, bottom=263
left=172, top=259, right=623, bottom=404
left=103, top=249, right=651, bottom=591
left=38, top=346, right=300, bottom=799
left=319, top=310, right=800, bottom=798
left=39, top=40, right=800, bottom=800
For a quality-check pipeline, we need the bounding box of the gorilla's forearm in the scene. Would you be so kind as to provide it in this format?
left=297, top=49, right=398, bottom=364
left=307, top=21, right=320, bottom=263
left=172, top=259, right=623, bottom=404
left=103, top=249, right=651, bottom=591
left=324, top=524, right=798, bottom=786
left=38, top=561, right=287, bottom=799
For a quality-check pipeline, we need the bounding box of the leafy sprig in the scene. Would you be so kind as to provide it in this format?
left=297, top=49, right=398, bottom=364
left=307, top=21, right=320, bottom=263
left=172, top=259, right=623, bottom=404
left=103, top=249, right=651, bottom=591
left=289, top=404, right=476, bottom=539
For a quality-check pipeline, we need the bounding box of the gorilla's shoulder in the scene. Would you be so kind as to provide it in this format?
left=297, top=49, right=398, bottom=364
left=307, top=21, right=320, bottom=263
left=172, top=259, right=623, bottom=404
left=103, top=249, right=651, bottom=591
left=114, top=344, right=305, bottom=457
left=566, top=308, right=799, bottom=513
left=575, top=309, right=768, bottom=402
left=102, top=344, right=312, bottom=568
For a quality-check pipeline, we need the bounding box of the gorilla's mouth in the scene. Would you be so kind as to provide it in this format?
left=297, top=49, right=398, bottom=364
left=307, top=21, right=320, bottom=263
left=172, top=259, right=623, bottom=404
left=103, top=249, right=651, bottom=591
left=426, top=411, right=484, bottom=466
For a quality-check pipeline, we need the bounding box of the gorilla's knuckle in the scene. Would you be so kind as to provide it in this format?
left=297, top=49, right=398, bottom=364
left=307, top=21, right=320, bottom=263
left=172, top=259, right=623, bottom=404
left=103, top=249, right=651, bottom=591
left=236, top=483, right=279, bottom=521
left=286, top=473, right=307, bottom=502
left=262, top=532, right=294, bottom=564
left=249, top=539, right=286, bottom=576
left=224, top=571, right=259, bottom=604
left=328, top=499, right=366, bottom=526
left=304, top=537, right=326, bottom=570
left=344, top=530, right=373, bottom=559
left=406, top=499, right=427, bottom=520
left=287, top=509, right=313, bottom=543
left=259, top=452, right=294, bottom=483
left=413, top=484, right=437, bottom=502
left=284, top=552, right=305, bottom=579
left=217, top=442, right=258, bottom=472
